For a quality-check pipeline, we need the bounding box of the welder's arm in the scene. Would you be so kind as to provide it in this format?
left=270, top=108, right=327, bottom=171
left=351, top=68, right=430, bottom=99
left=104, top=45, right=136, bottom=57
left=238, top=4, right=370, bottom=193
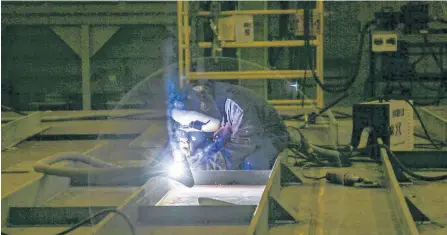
left=217, top=106, right=263, bottom=169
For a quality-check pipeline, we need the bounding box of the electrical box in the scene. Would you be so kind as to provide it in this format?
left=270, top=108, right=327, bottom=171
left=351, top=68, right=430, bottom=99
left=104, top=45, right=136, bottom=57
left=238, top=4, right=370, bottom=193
left=352, top=100, right=414, bottom=158
left=217, top=15, right=254, bottom=43
left=372, top=31, right=398, bottom=52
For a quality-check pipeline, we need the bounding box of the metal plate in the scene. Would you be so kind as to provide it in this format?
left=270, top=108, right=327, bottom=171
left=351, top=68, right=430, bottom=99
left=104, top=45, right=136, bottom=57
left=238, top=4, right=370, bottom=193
left=138, top=205, right=257, bottom=225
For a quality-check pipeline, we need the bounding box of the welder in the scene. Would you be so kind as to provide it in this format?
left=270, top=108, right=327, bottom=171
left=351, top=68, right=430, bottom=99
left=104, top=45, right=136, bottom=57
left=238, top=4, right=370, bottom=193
left=168, top=81, right=290, bottom=170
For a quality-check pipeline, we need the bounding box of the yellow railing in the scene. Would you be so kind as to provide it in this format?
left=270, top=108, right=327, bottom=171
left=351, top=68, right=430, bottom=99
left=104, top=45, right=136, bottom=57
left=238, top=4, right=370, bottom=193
left=178, top=1, right=324, bottom=109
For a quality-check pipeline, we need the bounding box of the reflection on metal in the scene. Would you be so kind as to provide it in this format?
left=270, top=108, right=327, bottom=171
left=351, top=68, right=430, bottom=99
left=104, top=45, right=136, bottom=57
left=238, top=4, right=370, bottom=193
left=128, top=121, right=168, bottom=148
left=178, top=1, right=325, bottom=108
left=378, top=138, right=420, bottom=235
left=1, top=112, right=48, bottom=151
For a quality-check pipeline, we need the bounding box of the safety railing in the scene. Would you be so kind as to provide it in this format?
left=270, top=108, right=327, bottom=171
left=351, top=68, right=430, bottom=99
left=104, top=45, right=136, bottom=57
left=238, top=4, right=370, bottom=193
left=177, top=1, right=325, bottom=109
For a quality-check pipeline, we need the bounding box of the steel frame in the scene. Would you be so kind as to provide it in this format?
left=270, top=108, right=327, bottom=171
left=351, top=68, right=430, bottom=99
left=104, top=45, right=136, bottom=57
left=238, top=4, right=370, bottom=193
left=1, top=112, right=48, bottom=151
left=177, top=1, right=325, bottom=109
left=3, top=121, right=442, bottom=235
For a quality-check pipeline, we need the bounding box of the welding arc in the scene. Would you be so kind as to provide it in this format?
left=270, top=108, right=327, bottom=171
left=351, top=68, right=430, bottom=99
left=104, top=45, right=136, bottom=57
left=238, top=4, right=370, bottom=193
left=378, top=144, right=447, bottom=181
left=56, top=208, right=136, bottom=235
left=34, top=152, right=195, bottom=188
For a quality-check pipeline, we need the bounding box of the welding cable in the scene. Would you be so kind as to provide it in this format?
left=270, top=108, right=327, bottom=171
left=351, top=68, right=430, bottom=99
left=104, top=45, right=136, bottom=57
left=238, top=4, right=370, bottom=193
left=378, top=144, right=447, bottom=181
left=1, top=105, right=27, bottom=116
left=33, top=152, right=195, bottom=187
left=304, top=20, right=374, bottom=94
left=56, top=208, right=136, bottom=235
left=282, top=91, right=352, bottom=121
left=300, top=163, right=326, bottom=180
left=404, top=100, right=445, bottom=150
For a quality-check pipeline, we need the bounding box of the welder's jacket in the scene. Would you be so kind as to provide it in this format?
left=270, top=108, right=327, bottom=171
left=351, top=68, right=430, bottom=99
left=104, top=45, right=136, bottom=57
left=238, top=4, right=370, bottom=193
left=211, top=82, right=290, bottom=170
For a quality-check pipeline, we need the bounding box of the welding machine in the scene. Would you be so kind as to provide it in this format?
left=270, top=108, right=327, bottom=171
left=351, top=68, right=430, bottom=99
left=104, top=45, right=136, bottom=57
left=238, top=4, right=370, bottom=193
left=351, top=100, right=414, bottom=159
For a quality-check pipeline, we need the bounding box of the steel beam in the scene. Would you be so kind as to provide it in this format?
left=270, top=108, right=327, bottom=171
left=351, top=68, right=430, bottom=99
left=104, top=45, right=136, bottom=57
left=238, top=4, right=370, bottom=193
left=138, top=205, right=257, bottom=225
left=1, top=112, right=47, bottom=150
left=416, top=107, right=447, bottom=142
left=1, top=3, right=176, bottom=15
left=8, top=206, right=113, bottom=226
left=247, top=151, right=302, bottom=234
left=70, top=169, right=271, bottom=187
left=187, top=70, right=315, bottom=80
left=81, top=25, right=91, bottom=110
left=198, top=40, right=317, bottom=48
left=2, top=14, right=176, bottom=25
left=378, top=138, right=420, bottom=235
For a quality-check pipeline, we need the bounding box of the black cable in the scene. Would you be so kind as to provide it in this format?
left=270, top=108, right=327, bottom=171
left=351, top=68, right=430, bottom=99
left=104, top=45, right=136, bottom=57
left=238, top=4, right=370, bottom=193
left=378, top=144, right=447, bottom=181
left=301, top=163, right=326, bottom=180
left=282, top=91, right=351, bottom=121
left=414, top=133, right=447, bottom=146
left=56, top=209, right=136, bottom=235
left=1, top=105, right=27, bottom=116
left=305, top=21, right=374, bottom=94
left=404, top=100, right=444, bottom=150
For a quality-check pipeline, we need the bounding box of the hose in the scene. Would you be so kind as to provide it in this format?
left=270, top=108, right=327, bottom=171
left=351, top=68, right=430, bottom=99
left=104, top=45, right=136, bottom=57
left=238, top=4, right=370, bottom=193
left=378, top=144, right=447, bottom=181
left=34, top=152, right=195, bottom=187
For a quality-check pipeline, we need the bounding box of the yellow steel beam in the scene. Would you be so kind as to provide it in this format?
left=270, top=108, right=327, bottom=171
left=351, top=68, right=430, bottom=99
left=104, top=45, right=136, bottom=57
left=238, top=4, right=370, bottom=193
left=268, top=100, right=315, bottom=105
left=186, top=70, right=316, bottom=80
left=274, top=104, right=317, bottom=110
left=316, top=0, right=324, bottom=108
left=198, top=9, right=303, bottom=16
left=177, top=1, right=184, bottom=83
left=183, top=2, right=190, bottom=78
left=198, top=40, right=317, bottom=48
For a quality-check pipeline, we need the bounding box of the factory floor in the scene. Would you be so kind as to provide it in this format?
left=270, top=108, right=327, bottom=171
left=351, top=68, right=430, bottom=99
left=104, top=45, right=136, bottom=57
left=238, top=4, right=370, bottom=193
left=1, top=107, right=446, bottom=235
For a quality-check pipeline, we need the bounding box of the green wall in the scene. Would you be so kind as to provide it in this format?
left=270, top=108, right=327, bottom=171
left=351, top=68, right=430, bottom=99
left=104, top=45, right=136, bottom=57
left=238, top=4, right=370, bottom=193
left=1, top=1, right=445, bottom=111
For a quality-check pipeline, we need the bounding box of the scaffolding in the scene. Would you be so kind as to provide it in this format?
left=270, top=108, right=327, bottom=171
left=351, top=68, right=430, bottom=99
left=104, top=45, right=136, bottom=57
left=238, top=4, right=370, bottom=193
left=177, top=1, right=325, bottom=109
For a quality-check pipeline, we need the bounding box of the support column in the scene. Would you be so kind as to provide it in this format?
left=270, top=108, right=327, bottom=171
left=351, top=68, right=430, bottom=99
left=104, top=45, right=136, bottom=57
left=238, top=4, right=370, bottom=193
left=80, top=25, right=91, bottom=110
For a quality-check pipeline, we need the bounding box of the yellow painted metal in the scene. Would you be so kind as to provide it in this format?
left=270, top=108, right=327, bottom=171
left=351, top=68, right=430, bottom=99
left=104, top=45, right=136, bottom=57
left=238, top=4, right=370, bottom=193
left=198, top=40, right=317, bottom=48
left=198, top=9, right=303, bottom=16
left=187, top=70, right=315, bottom=80
left=316, top=0, right=324, bottom=108
left=178, top=1, right=325, bottom=111
left=273, top=104, right=316, bottom=110
left=183, top=2, right=190, bottom=79
left=177, top=1, right=184, bottom=87
left=268, top=100, right=315, bottom=105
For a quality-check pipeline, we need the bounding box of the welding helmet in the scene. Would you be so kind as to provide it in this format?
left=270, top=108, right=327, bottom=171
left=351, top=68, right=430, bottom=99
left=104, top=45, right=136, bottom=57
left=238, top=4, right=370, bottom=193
left=169, top=83, right=221, bottom=133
